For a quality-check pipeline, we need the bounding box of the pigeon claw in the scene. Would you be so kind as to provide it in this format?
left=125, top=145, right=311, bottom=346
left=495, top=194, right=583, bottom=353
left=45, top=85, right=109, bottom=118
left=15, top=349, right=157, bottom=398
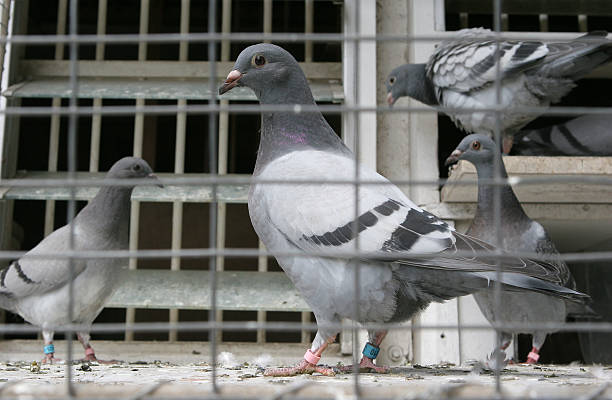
left=338, top=357, right=390, bottom=374
left=263, top=359, right=336, bottom=377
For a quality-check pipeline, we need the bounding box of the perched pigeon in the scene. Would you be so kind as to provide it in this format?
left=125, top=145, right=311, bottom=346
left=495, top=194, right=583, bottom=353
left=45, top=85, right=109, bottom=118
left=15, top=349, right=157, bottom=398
left=219, top=43, right=588, bottom=376
left=0, top=157, right=158, bottom=363
left=513, top=114, right=612, bottom=156
left=445, top=134, right=584, bottom=364
left=386, top=28, right=612, bottom=153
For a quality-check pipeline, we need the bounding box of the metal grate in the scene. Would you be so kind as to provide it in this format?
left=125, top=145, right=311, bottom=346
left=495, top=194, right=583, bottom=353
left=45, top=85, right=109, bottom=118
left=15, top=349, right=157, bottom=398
left=0, top=0, right=611, bottom=398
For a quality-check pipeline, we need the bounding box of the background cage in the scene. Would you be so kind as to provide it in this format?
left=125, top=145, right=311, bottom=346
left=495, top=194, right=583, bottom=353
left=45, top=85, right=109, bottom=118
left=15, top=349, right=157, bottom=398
left=0, top=0, right=611, bottom=396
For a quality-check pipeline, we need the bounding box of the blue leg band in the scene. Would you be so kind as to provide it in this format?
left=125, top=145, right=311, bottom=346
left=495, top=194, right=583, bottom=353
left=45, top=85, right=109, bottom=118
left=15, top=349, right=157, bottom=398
left=44, top=344, right=55, bottom=354
left=362, top=342, right=380, bottom=359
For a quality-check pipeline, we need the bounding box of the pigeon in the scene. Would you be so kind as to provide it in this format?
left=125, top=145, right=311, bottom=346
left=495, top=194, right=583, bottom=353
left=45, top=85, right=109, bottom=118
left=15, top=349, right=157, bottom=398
left=219, top=43, right=588, bottom=376
left=385, top=28, right=612, bottom=153
left=445, top=134, right=586, bottom=364
left=513, top=114, right=612, bottom=156
left=0, top=157, right=159, bottom=363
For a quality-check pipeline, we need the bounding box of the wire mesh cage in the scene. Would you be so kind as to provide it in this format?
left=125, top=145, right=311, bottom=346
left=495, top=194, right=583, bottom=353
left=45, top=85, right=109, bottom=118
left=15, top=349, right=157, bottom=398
left=0, top=0, right=612, bottom=399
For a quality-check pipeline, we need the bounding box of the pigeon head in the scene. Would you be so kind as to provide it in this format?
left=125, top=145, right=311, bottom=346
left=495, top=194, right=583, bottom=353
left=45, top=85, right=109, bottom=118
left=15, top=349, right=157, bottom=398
left=219, top=43, right=313, bottom=105
left=106, top=157, right=160, bottom=186
left=445, top=134, right=499, bottom=167
left=385, top=64, right=438, bottom=107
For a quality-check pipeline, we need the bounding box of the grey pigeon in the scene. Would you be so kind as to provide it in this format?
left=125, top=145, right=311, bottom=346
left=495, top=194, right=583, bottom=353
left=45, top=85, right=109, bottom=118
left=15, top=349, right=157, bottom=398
left=445, top=134, right=584, bottom=365
left=219, top=43, right=588, bottom=376
left=385, top=28, right=612, bottom=153
left=513, top=115, right=612, bottom=156
left=0, top=157, right=158, bottom=363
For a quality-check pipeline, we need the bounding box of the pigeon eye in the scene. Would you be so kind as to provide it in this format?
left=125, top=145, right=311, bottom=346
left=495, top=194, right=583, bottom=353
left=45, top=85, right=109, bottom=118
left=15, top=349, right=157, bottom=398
left=389, top=76, right=396, bottom=85
left=471, top=141, right=481, bottom=150
left=252, top=54, right=267, bottom=67
left=133, top=164, right=142, bottom=172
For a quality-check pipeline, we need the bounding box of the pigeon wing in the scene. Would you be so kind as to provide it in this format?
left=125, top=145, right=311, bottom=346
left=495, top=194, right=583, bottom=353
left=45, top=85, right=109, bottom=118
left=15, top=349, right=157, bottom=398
left=256, top=151, right=568, bottom=286
left=427, top=28, right=549, bottom=93
left=0, top=224, right=88, bottom=299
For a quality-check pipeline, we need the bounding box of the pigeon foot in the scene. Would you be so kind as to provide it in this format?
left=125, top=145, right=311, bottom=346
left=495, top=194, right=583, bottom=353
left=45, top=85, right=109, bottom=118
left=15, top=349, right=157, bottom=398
left=263, top=359, right=335, bottom=377
left=339, top=357, right=390, bottom=374
left=79, top=354, right=120, bottom=365
left=484, top=351, right=510, bottom=370
left=41, top=355, right=63, bottom=365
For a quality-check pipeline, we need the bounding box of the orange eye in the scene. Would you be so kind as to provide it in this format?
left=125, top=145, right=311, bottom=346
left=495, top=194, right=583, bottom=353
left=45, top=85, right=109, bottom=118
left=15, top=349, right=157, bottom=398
left=389, top=76, right=396, bottom=85
left=471, top=141, right=481, bottom=150
left=252, top=54, right=266, bottom=67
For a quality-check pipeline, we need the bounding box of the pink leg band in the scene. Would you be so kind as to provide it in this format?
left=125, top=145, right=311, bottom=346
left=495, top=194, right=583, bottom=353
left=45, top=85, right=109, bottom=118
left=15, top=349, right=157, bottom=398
left=527, top=351, right=539, bottom=362
left=85, top=347, right=95, bottom=356
left=304, top=349, right=321, bottom=365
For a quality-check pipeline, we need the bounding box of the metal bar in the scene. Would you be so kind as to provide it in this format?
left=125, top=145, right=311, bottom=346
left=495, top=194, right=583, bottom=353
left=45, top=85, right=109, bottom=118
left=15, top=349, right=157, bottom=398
left=493, top=0, right=503, bottom=393
left=300, top=0, right=311, bottom=342
left=215, top=0, right=231, bottom=346
left=126, top=0, right=150, bottom=342
left=257, top=241, right=268, bottom=344
left=168, top=0, right=190, bottom=344
left=43, top=0, right=67, bottom=237
left=263, top=0, right=272, bottom=44
left=89, top=0, right=106, bottom=173
left=207, top=0, right=219, bottom=393
left=578, top=14, right=588, bottom=32
left=538, top=14, right=549, bottom=32
left=304, top=0, right=313, bottom=62
left=65, top=0, right=78, bottom=394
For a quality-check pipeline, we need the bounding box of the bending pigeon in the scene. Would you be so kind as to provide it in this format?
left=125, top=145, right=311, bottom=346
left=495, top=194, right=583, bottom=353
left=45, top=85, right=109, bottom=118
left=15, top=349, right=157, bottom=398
left=0, top=157, right=158, bottom=363
left=219, top=43, right=588, bottom=376
left=445, top=134, right=584, bottom=364
left=385, top=28, right=612, bottom=153
left=513, top=115, right=612, bottom=156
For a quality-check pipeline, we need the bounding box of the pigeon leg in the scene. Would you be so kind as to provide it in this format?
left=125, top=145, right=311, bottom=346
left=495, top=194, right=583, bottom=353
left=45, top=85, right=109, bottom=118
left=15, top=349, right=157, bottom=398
left=41, top=330, right=62, bottom=364
left=525, top=332, right=546, bottom=364
left=340, top=330, right=389, bottom=373
left=485, top=331, right=513, bottom=369
left=264, top=333, right=337, bottom=377
left=77, top=332, right=118, bottom=364
left=502, top=135, right=514, bottom=155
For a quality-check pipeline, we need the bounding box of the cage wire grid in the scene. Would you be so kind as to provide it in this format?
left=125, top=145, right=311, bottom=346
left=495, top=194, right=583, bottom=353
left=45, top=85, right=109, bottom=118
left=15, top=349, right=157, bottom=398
left=0, top=0, right=611, bottom=399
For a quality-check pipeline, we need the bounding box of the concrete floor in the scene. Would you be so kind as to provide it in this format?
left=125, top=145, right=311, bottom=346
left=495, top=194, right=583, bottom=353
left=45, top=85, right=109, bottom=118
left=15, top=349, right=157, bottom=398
left=0, top=340, right=611, bottom=399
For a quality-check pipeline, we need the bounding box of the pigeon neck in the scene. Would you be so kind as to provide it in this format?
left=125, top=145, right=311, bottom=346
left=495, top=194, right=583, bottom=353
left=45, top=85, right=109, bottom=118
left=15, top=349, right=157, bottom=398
left=77, top=185, right=134, bottom=240
left=413, top=64, right=439, bottom=106
left=473, top=158, right=529, bottom=223
left=254, top=72, right=351, bottom=174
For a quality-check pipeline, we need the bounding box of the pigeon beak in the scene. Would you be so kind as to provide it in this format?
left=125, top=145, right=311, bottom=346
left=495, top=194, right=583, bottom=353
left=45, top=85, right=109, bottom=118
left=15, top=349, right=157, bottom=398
left=386, top=92, right=396, bottom=107
left=444, top=149, right=463, bottom=167
left=218, top=70, right=243, bottom=95
left=148, top=173, right=164, bottom=188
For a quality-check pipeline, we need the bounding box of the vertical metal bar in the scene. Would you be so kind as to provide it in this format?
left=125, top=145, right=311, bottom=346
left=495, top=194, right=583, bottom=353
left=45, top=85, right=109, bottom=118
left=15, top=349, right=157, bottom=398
left=216, top=0, right=232, bottom=345
left=578, top=14, right=588, bottom=32
left=168, top=0, right=190, bottom=343
left=304, top=0, right=313, bottom=62
left=492, top=0, right=503, bottom=394
left=263, top=0, right=271, bottom=43
left=459, top=12, right=468, bottom=29
left=66, top=0, right=78, bottom=394
left=538, top=14, right=549, bottom=32
left=207, top=0, right=219, bottom=393
left=125, top=0, right=149, bottom=342
left=351, top=0, right=361, bottom=396
left=300, top=0, right=315, bottom=341
left=500, top=13, right=508, bottom=31
left=89, top=0, right=106, bottom=173
left=257, top=241, right=268, bottom=343
left=43, top=0, right=67, bottom=237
